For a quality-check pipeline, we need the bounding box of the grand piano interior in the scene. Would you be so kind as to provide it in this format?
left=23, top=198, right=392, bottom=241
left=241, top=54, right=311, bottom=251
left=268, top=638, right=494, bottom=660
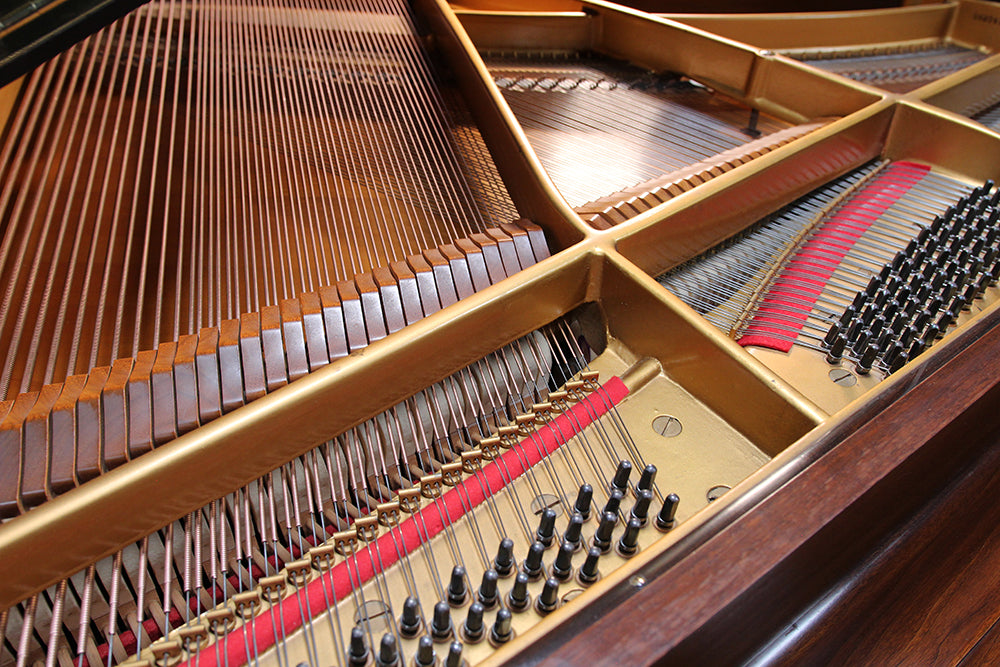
left=3, top=1, right=1000, bottom=665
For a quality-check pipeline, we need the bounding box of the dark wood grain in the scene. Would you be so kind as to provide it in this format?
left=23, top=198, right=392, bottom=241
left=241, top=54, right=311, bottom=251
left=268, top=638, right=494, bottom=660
left=509, top=310, right=1000, bottom=667
left=960, top=617, right=1000, bottom=667
left=757, top=411, right=1000, bottom=666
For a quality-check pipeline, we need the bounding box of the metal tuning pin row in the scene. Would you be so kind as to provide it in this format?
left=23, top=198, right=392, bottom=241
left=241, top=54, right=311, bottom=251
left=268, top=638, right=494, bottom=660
left=823, top=180, right=1000, bottom=375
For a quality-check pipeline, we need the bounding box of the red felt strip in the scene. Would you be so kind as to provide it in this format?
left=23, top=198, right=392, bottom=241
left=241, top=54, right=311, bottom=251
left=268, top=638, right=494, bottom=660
left=739, top=162, right=931, bottom=351
left=185, top=376, right=629, bottom=667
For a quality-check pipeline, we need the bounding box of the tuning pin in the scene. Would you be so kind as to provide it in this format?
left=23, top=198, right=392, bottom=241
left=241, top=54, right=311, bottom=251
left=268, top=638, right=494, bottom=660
left=578, top=546, right=601, bottom=585
left=603, top=488, right=624, bottom=516
left=493, top=537, right=515, bottom=577
left=637, top=464, right=657, bottom=492
left=478, top=569, right=499, bottom=609
left=948, top=294, right=968, bottom=319
left=868, top=315, right=886, bottom=340
left=462, top=602, right=485, bottom=643
left=376, top=633, right=400, bottom=667
left=825, top=334, right=847, bottom=364
left=855, top=344, right=879, bottom=376
left=898, top=258, right=913, bottom=280
left=611, top=460, right=632, bottom=494
left=593, top=511, right=617, bottom=553
left=879, top=262, right=894, bottom=282
left=448, top=566, right=468, bottom=607
left=431, top=601, right=453, bottom=642
left=507, top=571, right=531, bottom=612
left=631, top=488, right=653, bottom=525
left=536, top=507, right=557, bottom=547
left=854, top=289, right=869, bottom=310
left=415, top=636, right=436, bottom=667
left=445, top=641, right=464, bottom=667
left=863, top=275, right=880, bottom=298
left=889, top=347, right=910, bottom=374
left=883, top=339, right=904, bottom=364
left=846, top=319, right=864, bottom=343
left=523, top=541, right=545, bottom=580
left=563, top=513, right=584, bottom=550
left=908, top=337, right=927, bottom=360
left=851, top=329, right=870, bottom=356
left=552, top=541, right=575, bottom=581
left=573, top=483, right=593, bottom=521
left=536, top=577, right=560, bottom=614
left=655, top=493, right=680, bottom=531
left=490, top=608, right=514, bottom=645
left=617, top=516, right=642, bottom=557
left=963, top=282, right=980, bottom=304
left=838, top=304, right=857, bottom=328
left=823, top=322, right=841, bottom=347
left=930, top=213, right=947, bottom=235
left=399, top=596, right=422, bottom=638
left=348, top=627, right=369, bottom=667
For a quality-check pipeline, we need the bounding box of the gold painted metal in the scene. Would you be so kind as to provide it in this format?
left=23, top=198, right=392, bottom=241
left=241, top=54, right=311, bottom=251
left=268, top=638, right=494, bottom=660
left=619, top=101, right=1000, bottom=419
left=452, top=2, right=882, bottom=238
left=886, top=101, right=1000, bottom=180
left=918, top=55, right=1000, bottom=119
left=455, top=3, right=882, bottom=121
left=417, top=0, right=590, bottom=246
left=615, top=103, right=894, bottom=278
left=130, top=342, right=771, bottom=666
left=659, top=1, right=1000, bottom=98
left=7, top=1, right=1000, bottom=666
left=661, top=3, right=962, bottom=52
